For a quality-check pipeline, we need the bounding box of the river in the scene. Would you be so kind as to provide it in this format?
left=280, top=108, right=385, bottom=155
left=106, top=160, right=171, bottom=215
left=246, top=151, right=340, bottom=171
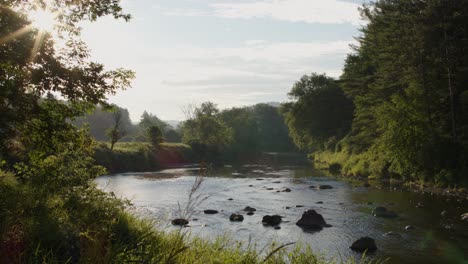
left=96, top=165, right=468, bottom=264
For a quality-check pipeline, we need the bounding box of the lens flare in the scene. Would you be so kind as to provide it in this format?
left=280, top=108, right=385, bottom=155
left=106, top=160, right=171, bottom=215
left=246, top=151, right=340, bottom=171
left=29, top=9, right=56, bottom=32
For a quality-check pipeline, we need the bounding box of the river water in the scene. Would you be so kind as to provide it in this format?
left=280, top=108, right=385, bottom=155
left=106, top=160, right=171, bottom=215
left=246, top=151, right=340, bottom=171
left=96, top=165, right=468, bottom=264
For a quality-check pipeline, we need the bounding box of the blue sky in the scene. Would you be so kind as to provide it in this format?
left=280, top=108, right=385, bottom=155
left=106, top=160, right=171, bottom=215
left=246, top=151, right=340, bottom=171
left=81, top=0, right=366, bottom=121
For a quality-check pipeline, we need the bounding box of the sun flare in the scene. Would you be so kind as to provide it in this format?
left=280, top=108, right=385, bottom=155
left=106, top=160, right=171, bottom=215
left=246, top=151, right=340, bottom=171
left=29, top=8, right=56, bottom=32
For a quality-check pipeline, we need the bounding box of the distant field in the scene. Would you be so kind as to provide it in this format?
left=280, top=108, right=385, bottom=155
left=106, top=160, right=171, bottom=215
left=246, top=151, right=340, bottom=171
left=94, top=141, right=194, bottom=173
left=100, top=141, right=190, bottom=152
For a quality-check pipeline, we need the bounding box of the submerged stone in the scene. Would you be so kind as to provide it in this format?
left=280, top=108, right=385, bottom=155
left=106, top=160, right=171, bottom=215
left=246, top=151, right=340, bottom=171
left=204, top=209, right=219, bottom=214
left=262, top=215, right=282, bottom=226
left=171, top=219, right=189, bottom=226
left=243, top=206, right=257, bottom=212
left=229, top=214, right=244, bottom=222
left=372, top=207, right=398, bottom=218
left=350, top=237, right=377, bottom=252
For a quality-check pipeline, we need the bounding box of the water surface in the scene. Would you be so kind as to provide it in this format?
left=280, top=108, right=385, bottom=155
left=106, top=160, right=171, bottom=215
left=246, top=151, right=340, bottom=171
left=96, top=166, right=468, bottom=264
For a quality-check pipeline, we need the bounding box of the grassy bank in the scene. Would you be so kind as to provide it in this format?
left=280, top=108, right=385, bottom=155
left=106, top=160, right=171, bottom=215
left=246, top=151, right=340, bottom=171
left=94, top=142, right=195, bottom=174
left=312, top=149, right=468, bottom=194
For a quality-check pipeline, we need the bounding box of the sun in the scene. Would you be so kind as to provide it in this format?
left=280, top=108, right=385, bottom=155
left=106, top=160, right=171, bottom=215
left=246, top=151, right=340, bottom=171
left=29, top=8, right=56, bottom=32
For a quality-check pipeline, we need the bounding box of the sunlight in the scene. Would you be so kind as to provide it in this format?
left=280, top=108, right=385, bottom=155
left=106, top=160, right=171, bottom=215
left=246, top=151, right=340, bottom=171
left=29, top=8, right=56, bottom=32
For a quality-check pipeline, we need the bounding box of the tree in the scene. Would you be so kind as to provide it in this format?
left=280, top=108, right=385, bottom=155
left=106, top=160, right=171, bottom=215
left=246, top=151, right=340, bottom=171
left=253, top=103, right=295, bottom=152
left=139, top=111, right=170, bottom=140
left=106, top=106, right=127, bottom=150
left=282, top=74, right=354, bottom=151
left=0, top=1, right=134, bottom=161
left=219, top=107, right=259, bottom=160
left=147, top=125, right=163, bottom=148
left=73, top=105, right=135, bottom=141
left=338, top=0, right=468, bottom=183
left=181, top=102, right=233, bottom=162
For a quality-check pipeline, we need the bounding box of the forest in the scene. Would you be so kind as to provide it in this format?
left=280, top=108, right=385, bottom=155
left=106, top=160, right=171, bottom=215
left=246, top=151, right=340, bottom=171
left=1, top=0, right=467, bottom=263
left=282, top=1, right=468, bottom=186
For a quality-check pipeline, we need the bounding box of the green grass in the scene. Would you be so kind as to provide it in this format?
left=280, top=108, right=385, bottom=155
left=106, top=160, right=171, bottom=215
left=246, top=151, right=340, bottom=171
left=312, top=148, right=390, bottom=180
left=93, top=142, right=195, bottom=174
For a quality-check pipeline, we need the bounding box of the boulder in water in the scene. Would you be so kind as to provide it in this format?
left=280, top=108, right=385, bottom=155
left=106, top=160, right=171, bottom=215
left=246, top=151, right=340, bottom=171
left=229, top=214, right=244, bottom=222
left=317, top=185, right=333, bottom=190
left=282, top=188, right=291, bottom=192
left=372, top=207, right=398, bottom=218
left=350, top=237, right=377, bottom=252
left=243, top=206, right=256, bottom=212
left=204, top=209, right=219, bottom=214
left=296, top=210, right=331, bottom=230
left=171, top=219, right=189, bottom=226
left=262, top=215, right=282, bottom=226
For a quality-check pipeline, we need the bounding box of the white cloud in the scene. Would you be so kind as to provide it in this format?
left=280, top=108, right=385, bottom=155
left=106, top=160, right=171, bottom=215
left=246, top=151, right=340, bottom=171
left=106, top=39, right=355, bottom=120
left=211, top=0, right=362, bottom=25
left=166, top=0, right=362, bottom=25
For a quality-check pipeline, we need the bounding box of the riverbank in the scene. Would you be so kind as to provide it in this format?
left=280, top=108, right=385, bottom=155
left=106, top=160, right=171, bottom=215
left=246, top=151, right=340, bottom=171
left=312, top=150, right=468, bottom=201
left=93, top=142, right=196, bottom=174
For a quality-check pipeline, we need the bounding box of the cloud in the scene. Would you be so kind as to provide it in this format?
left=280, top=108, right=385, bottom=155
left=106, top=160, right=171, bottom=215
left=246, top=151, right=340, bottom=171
left=166, top=0, right=363, bottom=25
left=211, top=0, right=362, bottom=25
left=120, top=39, right=355, bottom=111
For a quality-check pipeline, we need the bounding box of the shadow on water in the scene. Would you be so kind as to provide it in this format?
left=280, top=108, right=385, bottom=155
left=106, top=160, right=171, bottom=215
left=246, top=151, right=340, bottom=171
left=96, top=165, right=468, bottom=264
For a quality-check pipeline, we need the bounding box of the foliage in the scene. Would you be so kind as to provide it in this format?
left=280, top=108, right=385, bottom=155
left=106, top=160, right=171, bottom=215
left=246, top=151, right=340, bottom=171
left=280, top=1, right=468, bottom=185
left=74, top=105, right=135, bottom=141
left=341, top=0, right=468, bottom=184
left=147, top=125, right=163, bottom=148
left=0, top=1, right=134, bottom=160
left=282, top=74, right=354, bottom=151
left=181, top=102, right=233, bottom=162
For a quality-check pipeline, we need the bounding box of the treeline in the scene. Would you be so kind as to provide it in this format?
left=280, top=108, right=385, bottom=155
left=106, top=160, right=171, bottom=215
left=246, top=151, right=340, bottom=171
left=73, top=106, right=181, bottom=143
left=282, top=0, right=468, bottom=186
left=181, top=102, right=296, bottom=164
left=77, top=102, right=297, bottom=165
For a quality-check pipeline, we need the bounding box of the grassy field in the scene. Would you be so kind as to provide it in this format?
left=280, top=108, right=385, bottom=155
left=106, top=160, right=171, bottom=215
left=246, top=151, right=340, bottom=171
left=94, top=142, right=195, bottom=174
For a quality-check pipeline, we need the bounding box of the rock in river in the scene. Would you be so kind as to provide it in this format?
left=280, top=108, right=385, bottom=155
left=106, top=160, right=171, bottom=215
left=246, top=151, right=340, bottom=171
left=243, top=206, right=256, bottom=212
left=230, top=214, right=244, bottom=222
left=262, top=215, right=282, bottom=226
left=204, top=209, right=219, bottom=214
left=171, top=219, right=189, bottom=226
left=372, top=206, right=398, bottom=218
left=282, top=188, right=291, bottom=192
left=296, top=210, right=331, bottom=230
left=350, top=237, right=377, bottom=252
left=316, top=185, right=333, bottom=190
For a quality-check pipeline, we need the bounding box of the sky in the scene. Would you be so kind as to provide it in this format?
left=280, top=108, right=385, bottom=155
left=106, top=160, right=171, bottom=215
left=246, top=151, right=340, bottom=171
left=81, top=0, right=366, bottom=122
